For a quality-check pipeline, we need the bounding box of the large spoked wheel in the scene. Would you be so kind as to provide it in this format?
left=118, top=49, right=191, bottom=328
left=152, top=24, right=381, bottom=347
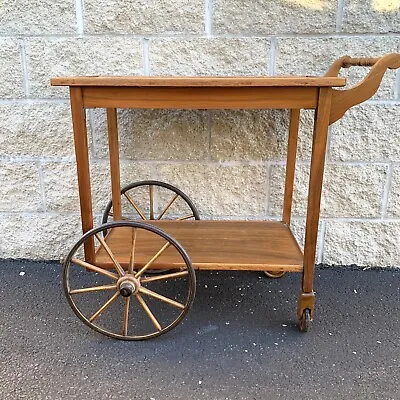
left=63, top=221, right=196, bottom=340
left=102, top=180, right=199, bottom=274
left=102, top=180, right=200, bottom=226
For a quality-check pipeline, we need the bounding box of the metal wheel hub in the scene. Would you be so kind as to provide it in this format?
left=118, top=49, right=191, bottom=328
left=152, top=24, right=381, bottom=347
left=117, top=275, right=140, bottom=297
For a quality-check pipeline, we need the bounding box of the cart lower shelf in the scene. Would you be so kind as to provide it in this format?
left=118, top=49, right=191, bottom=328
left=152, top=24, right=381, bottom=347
left=95, top=220, right=304, bottom=272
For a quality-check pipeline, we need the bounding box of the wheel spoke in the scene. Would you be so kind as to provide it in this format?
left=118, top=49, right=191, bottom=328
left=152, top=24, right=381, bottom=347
left=157, top=194, right=179, bottom=220
left=176, top=214, right=195, bottom=221
left=124, top=192, right=147, bottom=220
left=135, top=293, right=162, bottom=331
left=129, top=227, right=137, bottom=275
left=135, top=242, right=171, bottom=278
left=141, top=270, right=189, bottom=284
left=70, top=284, right=117, bottom=294
left=149, top=184, right=154, bottom=220
left=71, top=258, right=119, bottom=280
left=89, top=291, right=120, bottom=322
left=123, top=297, right=130, bottom=336
left=95, top=233, right=125, bottom=277
left=139, top=286, right=185, bottom=310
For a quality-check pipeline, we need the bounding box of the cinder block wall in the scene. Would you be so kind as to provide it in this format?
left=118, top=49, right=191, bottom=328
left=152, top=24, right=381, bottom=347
left=0, top=1, right=399, bottom=266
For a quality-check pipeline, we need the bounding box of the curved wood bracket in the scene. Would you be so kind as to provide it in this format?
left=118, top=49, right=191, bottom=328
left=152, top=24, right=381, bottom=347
left=326, top=53, right=400, bottom=125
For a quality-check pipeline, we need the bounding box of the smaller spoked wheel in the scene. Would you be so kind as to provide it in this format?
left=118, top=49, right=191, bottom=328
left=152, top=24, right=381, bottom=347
left=298, top=309, right=312, bottom=332
left=102, top=180, right=200, bottom=226
left=63, top=221, right=196, bottom=340
left=264, top=271, right=286, bottom=279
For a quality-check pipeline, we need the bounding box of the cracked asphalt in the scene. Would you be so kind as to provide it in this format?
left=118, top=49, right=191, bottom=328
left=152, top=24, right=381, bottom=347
left=0, top=260, right=399, bottom=399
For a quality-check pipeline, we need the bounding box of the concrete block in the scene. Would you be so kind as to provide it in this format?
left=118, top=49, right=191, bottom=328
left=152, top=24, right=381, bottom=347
left=0, top=163, right=42, bottom=212
left=329, top=104, right=400, bottom=162
left=387, top=166, right=400, bottom=217
left=269, top=163, right=387, bottom=218
left=0, top=0, right=76, bottom=35
left=210, top=109, right=315, bottom=162
left=42, top=161, right=153, bottom=213
left=0, top=103, right=74, bottom=157
left=0, top=213, right=82, bottom=260
left=150, top=38, right=269, bottom=75
left=210, top=110, right=288, bottom=161
left=26, top=37, right=143, bottom=98
left=213, top=0, right=337, bottom=34
left=84, top=0, right=204, bottom=34
left=0, top=39, right=24, bottom=98
left=156, top=163, right=268, bottom=217
left=342, top=0, right=400, bottom=33
left=91, top=109, right=209, bottom=161
left=323, top=221, right=400, bottom=266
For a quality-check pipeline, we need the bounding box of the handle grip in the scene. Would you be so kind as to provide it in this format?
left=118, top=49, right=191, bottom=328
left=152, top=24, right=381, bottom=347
left=341, top=57, right=380, bottom=68
left=341, top=56, right=398, bottom=69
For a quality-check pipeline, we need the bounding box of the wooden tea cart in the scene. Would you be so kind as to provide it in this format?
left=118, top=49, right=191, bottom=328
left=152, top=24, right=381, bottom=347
left=51, top=53, right=400, bottom=340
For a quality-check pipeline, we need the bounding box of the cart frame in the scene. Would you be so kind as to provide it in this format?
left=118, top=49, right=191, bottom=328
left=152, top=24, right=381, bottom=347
left=52, top=53, right=400, bottom=335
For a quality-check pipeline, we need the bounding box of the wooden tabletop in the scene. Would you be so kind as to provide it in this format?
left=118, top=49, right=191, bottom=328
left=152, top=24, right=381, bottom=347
left=51, top=75, right=346, bottom=88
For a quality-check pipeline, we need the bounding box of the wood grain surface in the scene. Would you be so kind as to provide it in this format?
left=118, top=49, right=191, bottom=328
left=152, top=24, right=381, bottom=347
left=95, top=221, right=304, bottom=271
left=51, top=76, right=346, bottom=87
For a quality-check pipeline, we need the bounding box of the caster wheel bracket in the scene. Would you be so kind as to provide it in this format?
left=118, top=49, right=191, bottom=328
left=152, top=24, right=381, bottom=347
left=297, top=291, right=315, bottom=320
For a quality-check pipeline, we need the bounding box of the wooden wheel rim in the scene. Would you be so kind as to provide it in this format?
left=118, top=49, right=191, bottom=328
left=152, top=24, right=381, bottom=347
left=102, top=180, right=200, bottom=226
left=264, top=271, right=286, bottom=278
left=101, top=180, right=200, bottom=274
left=63, top=221, right=196, bottom=340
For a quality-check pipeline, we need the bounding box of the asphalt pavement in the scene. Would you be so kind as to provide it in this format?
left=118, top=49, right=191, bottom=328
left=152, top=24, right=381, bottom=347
left=0, top=259, right=399, bottom=400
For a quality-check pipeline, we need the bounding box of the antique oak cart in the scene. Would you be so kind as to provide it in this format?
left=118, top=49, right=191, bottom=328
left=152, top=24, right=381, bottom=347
left=52, top=54, right=400, bottom=340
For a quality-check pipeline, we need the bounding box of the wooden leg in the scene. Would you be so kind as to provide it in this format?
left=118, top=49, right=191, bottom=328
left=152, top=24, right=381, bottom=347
left=282, top=109, right=300, bottom=226
left=299, top=88, right=332, bottom=320
left=107, top=108, right=122, bottom=220
left=70, top=87, right=95, bottom=263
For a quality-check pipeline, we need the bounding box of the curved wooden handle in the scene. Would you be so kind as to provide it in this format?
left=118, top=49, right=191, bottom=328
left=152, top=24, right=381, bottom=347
left=328, top=53, right=400, bottom=124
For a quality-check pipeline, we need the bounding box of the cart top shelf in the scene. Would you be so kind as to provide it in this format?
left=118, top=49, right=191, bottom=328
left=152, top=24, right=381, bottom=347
left=51, top=75, right=346, bottom=88
left=51, top=75, right=347, bottom=110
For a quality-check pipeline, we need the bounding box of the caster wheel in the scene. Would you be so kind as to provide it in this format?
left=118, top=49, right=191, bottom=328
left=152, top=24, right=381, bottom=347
left=63, top=221, right=196, bottom=340
left=264, top=271, right=286, bottom=279
left=102, top=180, right=200, bottom=226
left=298, top=309, right=312, bottom=332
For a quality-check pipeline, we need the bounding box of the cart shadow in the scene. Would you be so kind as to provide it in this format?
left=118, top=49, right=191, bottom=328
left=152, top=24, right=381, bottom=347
left=189, top=270, right=299, bottom=329
left=0, top=260, right=310, bottom=366
left=69, top=269, right=303, bottom=343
